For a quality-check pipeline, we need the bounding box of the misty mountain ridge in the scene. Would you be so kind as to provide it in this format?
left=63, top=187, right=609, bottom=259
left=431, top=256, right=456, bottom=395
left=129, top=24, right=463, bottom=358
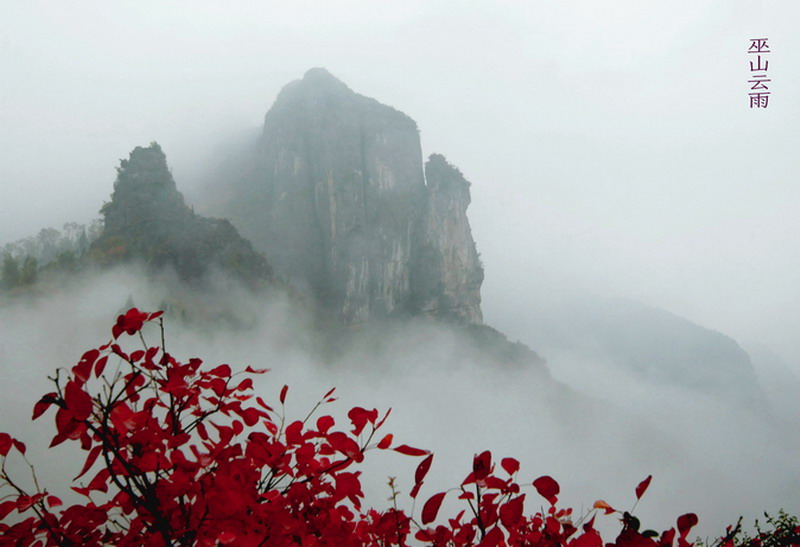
left=0, top=68, right=781, bottom=409
left=0, top=71, right=538, bottom=371
left=512, top=295, right=772, bottom=410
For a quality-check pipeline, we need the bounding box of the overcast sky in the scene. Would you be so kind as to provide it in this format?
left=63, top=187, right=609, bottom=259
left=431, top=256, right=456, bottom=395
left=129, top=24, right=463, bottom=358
left=2, top=1, right=800, bottom=363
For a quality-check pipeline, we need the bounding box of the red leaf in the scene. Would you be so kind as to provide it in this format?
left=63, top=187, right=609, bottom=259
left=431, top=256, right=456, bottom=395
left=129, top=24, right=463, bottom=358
left=73, top=349, right=99, bottom=382
left=316, top=415, right=335, bottom=434
left=677, top=513, right=699, bottom=538
left=0, top=500, right=16, bottom=520
left=501, top=457, right=520, bottom=476
left=143, top=346, right=159, bottom=369
left=285, top=420, right=304, bottom=445
left=348, top=406, right=378, bottom=436
left=239, top=407, right=261, bottom=427
left=376, top=407, right=392, bottom=429
left=32, top=392, right=58, bottom=420
left=483, top=476, right=509, bottom=490
left=74, top=445, right=103, bottom=480
left=279, top=385, right=288, bottom=404
left=245, top=366, right=269, bottom=374
left=409, top=481, right=423, bottom=499
left=110, top=402, right=136, bottom=436
left=88, top=468, right=111, bottom=493
left=377, top=433, right=393, bottom=449
left=393, top=444, right=429, bottom=457
left=16, top=495, right=34, bottom=512
left=209, top=364, right=232, bottom=377
left=235, top=378, right=253, bottom=391
left=533, top=475, right=560, bottom=505
left=209, top=378, right=227, bottom=396
left=255, top=396, right=273, bottom=412
left=112, top=308, right=149, bottom=338
left=12, top=440, right=25, bottom=455
left=636, top=475, right=652, bottom=500
left=0, top=433, right=12, bottom=456
left=327, top=432, right=363, bottom=462
left=64, top=381, right=93, bottom=420
left=46, top=495, right=63, bottom=508
left=334, top=471, right=364, bottom=509
left=473, top=450, right=492, bottom=481
left=499, top=495, right=525, bottom=528
left=421, top=492, right=447, bottom=524
left=415, top=453, right=434, bottom=486
left=94, top=355, right=108, bottom=377
left=111, top=344, right=127, bottom=360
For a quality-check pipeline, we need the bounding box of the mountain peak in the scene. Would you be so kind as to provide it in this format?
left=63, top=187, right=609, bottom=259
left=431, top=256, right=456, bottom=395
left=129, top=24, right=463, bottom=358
left=268, top=68, right=418, bottom=130
left=297, top=67, right=351, bottom=93
left=271, top=68, right=354, bottom=106
left=302, top=67, right=346, bottom=86
left=224, top=71, right=483, bottom=324
left=92, top=144, right=271, bottom=284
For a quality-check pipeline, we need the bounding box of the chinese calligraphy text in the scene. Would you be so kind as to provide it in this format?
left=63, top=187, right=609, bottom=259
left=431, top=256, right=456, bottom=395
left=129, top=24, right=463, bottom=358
left=748, top=38, right=771, bottom=108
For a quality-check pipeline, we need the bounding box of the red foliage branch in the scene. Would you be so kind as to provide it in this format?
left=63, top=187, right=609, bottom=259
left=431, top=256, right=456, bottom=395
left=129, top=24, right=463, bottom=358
left=0, top=308, right=701, bottom=546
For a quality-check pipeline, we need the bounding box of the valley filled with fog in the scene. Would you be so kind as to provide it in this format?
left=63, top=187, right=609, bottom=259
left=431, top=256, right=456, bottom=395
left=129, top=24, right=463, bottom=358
left=3, top=1, right=800, bottom=542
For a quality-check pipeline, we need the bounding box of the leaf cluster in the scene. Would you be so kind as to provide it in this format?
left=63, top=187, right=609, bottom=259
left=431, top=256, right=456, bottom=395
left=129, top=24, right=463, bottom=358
left=1, top=308, right=408, bottom=545
left=3, top=309, right=787, bottom=546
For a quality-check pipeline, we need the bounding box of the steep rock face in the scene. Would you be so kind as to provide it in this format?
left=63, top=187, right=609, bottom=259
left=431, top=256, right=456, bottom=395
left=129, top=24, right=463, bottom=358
left=92, top=143, right=271, bottom=285
left=230, top=69, right=483, bottom=324
left=412, top=154, right=483, bottom=323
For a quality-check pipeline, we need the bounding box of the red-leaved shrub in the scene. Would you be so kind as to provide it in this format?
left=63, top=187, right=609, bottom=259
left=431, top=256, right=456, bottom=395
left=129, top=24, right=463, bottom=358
left=0, top=309, right=701, bottom=546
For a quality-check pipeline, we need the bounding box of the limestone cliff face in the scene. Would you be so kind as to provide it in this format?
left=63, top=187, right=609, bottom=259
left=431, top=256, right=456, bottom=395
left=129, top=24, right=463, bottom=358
left=228, top=69, right=482, bottom=324
left=412, top=154, right=484, bottom=324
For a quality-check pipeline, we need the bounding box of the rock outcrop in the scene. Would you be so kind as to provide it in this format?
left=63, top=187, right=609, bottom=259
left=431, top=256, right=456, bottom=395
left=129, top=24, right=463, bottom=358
left=223, top=68, right=483, bottom=324
left=92, top=143, right=271, bottom=285
left=412, top=154, right=483, bottom=324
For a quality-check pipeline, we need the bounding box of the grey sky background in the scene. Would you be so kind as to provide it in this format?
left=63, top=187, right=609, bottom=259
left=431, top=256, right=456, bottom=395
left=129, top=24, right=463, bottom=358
left=2, top=1, right=800, bottom=364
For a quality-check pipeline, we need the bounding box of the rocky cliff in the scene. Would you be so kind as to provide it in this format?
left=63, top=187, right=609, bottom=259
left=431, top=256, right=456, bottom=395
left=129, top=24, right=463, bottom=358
left=412, top=154, right=484, bottom=323
left=92, top=143, right=271, bottom=285
left=223, top=68, right=483, bottom=324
